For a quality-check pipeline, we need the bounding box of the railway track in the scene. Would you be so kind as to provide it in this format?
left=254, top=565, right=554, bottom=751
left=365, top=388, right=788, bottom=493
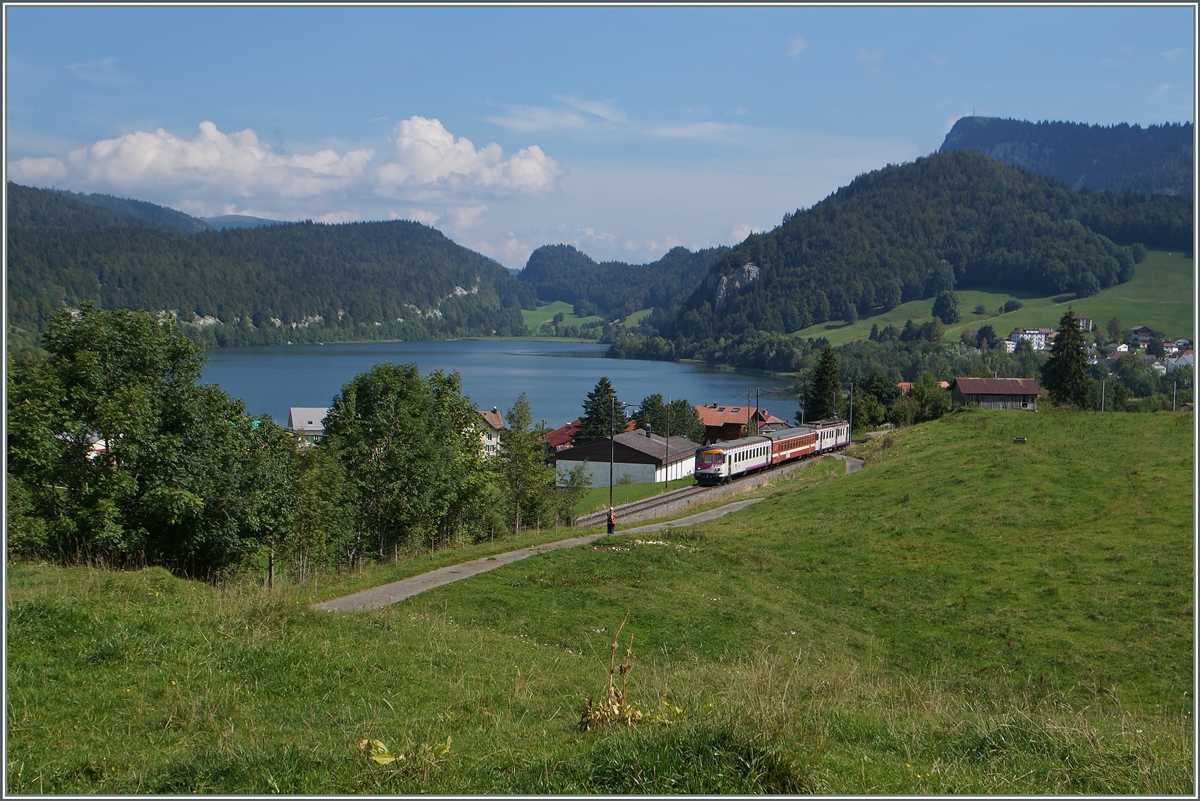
left=574, top=484, right=713, bottom=528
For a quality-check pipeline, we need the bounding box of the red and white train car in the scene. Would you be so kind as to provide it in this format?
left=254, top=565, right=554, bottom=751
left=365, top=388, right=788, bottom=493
left=693, top=419, right=851, bottom=486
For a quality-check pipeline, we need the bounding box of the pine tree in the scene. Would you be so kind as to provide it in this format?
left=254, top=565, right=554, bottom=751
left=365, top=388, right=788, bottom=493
left=805, top=346, right=842, bottom=421
left=1040, top=307, right=1091, bottom=408
left=575, top=377, right=625, bottom=445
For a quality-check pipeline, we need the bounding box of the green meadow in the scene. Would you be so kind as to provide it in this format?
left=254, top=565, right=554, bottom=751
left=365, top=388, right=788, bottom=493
left=520, top=301, right=605, bottom=333
left=6, top=410, right=1193, bottom=793
left=795, top=249, right=1194, bottom=347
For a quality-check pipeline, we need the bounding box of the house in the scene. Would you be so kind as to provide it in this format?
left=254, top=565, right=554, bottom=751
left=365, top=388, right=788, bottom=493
left=542, top=417, right=636, bottom=453
left=288, top=407, right=329, bottom=442
left=1009, top=328, right=1048, bottom=351
left=1072, top=313, right=1095, bottom=333
left=897, top=380, right=950, bottom=395
left=949, top=377, right=1041, bottom=411
left=1130, top=325, right=1154, bottom=344
left=1165, top=351, right=1194, bottom=373
left=477, top=407, right=504, bottom=458
left=695, top=403, right=784, bottom=443
left=552, top=428, right=700, bottom=486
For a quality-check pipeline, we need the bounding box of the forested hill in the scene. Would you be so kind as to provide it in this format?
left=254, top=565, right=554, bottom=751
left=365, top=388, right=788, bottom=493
left=660, top=149, right=1191, bottom=342
left=940, top=117, right=1193, bottom=197
left=7, top=182, right=214, bottom=233
left=7, top=183, right=536, bottom=348
left=518, top=243, right=729, bottom=318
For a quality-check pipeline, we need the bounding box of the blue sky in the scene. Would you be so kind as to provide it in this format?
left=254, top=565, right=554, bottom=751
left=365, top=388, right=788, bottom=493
left=6, top=5, right=1194, bottom=267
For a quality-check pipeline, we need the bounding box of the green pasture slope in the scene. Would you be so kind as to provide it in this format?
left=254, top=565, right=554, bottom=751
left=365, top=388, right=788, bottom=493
left=520, top=301, right=605, bottom=333
left=6, top=410, right=1192, bottom=793
left=796, top=249, right=1194, bottom=347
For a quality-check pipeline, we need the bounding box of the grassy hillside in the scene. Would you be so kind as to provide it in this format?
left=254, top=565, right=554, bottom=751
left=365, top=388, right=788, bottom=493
left=796, top=249, right=1194, bottom=347
left=520, top=300, right=605, bottom=332
left=6, top=410, right=1192, bottom=793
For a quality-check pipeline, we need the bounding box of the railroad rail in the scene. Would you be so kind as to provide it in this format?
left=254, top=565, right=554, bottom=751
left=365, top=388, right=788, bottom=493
left=574, top=484, right=712, bottom=528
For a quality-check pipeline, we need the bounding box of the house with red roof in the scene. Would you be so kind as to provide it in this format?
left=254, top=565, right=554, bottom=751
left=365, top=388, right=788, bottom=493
left=694, top=403, right=785, bottom=443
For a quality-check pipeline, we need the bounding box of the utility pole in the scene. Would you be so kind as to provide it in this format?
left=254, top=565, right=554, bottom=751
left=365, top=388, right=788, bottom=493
left=746, top=389, right=751, bottom=437
left=755, top=387, right=761, bottom=436
left=664, top=398, right=670, bottom=494
left=848, top=381, right=854, bottom=439
left=608, top=397, right=615, bottom=534
left=801, top=379, right=807, bottom=425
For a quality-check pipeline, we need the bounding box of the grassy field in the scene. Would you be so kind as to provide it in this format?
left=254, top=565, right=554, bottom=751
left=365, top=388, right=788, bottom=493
left=794, top=249, right=1194, bottom=347
left=6, top=410, right=1193, bottom=793
left=520, top=301, right=605, bottom=333
left=575, top=475, right=697, bottom=516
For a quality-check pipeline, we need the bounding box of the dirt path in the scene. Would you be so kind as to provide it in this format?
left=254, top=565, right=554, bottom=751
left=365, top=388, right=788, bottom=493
left=311, top=498, right=765, bottom=612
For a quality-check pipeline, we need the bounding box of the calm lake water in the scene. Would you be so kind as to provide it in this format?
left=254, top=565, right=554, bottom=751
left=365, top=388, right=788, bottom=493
left=201, top=339, right=798, bottom=429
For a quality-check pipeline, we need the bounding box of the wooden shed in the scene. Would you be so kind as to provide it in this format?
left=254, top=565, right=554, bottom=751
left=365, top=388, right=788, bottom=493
left=950, top=377, right=1042, bottom=411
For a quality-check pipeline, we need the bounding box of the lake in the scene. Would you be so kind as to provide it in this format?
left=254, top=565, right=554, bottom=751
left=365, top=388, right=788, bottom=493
left=201, top=339, right=798, bottom=429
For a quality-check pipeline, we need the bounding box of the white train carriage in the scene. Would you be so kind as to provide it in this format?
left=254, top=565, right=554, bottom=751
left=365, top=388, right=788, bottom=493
left=693, top=435, right=771, bottom=486
left=809, top=418, right=851, bottom=453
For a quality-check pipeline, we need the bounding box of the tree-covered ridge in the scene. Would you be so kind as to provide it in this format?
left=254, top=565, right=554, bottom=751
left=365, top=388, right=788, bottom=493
left=940, top=116, right=1193, bottom=197
left=7, top=183, right=538, bottom=345
left=663, top=149, right=1190, bottom=342
left=518, top=243, right=729, bottom=318
left=7, top=182, right=213, bottom=232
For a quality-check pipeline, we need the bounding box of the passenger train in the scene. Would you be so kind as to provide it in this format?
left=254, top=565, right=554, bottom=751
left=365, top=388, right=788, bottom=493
left=693, top=419, right=851, bottom=486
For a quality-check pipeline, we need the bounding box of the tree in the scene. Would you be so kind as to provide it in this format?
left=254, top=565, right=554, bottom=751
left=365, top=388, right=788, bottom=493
left=1040, top=308, right=1092, bottom=408
left=322, top=363, right=491, bottom=562
left=805, top=346, right=842, bottom=421
left=910, top=372, right=953, bottom=421
left=6, top=303, right=298, bottom=577
left=931, top=290, right=960, bottom=324
left=494, top=394, right=556, bottom=535
left=1106, top=316, right=1125, bottom=344
left=976, top=325, right=999, bottom=350
left=575, top=377, right=625, bottom=445
left=631, top=394, right=705, bottom=445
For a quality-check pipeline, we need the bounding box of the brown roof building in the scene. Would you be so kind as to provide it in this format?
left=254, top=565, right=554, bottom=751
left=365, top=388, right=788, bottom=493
left=950, top=377, right=1042, bottom=411
left=694, top=404, right=785, bottom=443
left=552, top=429, right=700, bottom=486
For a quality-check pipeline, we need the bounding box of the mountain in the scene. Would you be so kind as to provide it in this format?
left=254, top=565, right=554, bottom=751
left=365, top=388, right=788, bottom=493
left=5, top=184, right=214, bottom=232
left=518, top=244, right=730, bottom=318
left=940, top=116, right=1193, bottom=197
left=656, top=149, right=1190, bottom=343
left=204, top=214, right=285, bottom=230
left=7, top=183, right=537, bottom=347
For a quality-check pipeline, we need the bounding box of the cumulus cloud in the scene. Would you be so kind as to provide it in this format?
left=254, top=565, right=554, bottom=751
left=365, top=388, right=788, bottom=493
left=403, top=208, right=441, bottom=226
left=375, top=116, right=561, bottom=197
left=730, top=223, right=756, bottom=242
left=8, top=156, right=68, bottom=183
left=51, top=120, right=374, bottom=200
left=448, top=204, right=488, bottom=230
left=313, top=210, right=358, bottom=224
left=787, top=35, right=807, bottom=57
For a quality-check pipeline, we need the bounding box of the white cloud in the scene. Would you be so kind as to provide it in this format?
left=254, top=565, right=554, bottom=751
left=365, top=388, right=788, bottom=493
left=448, top=204, right=488, bottom=230
left=8, top=156, right=68, bottom=182
left=943, top=112, right=974, bottom=133
left=404, top=208, right=441, bottom=225
left=623, top=239, right=641, bottom=252
left=557, top=96, right=628, bottom=124
left=375, top=116, right=560, bottom=196
left=60, top=120, right=374, bottom=199
left=1152, top=83, right=1172, bottom=98
left=313, top=210, right=358, bottom=224
left=1160, top=47, right=1187, bottom=59
left=65, top=56, right=121, bottom=85
left=646, top=121, right=745, bottom=141
left=730, top=223, right=755, bottom=242
left=787, top=35, right=807, bottom=58
left=487, top=105, right=589, bottom=133
left=854, top=46, right=886, bottom=62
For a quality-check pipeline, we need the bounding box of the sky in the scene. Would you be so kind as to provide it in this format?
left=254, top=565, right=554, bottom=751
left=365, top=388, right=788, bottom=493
left=5, top=4, right=1195, bottom=268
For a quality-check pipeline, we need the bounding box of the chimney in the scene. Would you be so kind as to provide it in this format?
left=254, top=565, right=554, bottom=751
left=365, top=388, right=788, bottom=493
left=644, top=422, right=652, bottom=437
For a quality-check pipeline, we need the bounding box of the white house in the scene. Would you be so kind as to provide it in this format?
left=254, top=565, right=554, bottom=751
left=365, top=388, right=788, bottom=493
left=477, top=408, right=504, bottom=458
left=288, top=407, right=329, bottom=441
left=1009, top=328, right=1048, bottom=351
left=553, top=429, right=699, bottom=486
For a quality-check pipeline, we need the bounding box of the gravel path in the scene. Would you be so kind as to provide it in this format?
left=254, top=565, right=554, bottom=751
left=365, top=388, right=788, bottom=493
left=311, top=498, right=764, bottom=612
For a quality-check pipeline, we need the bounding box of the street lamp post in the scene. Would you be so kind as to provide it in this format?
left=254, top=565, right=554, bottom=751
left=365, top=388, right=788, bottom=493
left=607, top=399, right=641, bottom=535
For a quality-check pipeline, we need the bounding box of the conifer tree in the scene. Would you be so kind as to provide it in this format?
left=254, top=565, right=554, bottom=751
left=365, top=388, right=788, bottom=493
left=575, top=377, right=625, bottom=445
left=805, top=346, right=842, bottom=421
left=1040, top=307, right=1091, bottom=408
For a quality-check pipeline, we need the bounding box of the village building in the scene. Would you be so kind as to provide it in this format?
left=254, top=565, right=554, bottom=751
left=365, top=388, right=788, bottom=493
left=694, top=403, right=785, bottom=443
left=949, top=377, right=1041, bottom=411
left=1130, top=325, right=1155, bottom=344
left=1071, top=313, right=1095, bottom=333
left=1009, top=328, right=1049, bottom=351
left=477, top=407, right=504, bottom=458
left=552, top=428, right=700, bottom=486
left=288, top=407, right=329, bottom=444
left=1165, top=350, right=1194, bottom=373
left=896, top=380, right=950, bottom=395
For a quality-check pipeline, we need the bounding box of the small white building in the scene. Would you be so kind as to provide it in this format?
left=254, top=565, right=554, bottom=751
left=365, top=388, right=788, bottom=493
left=553, top=429, right=699, bottom=486
left=1009, top=328, right=1048, bottom=351
left=477, top=407, right=504, bottom=458
left=288, top=407, right=329, bottom=441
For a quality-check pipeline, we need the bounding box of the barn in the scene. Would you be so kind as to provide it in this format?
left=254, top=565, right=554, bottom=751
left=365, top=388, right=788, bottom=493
left=950, top=377, right=1042, bottom=411
left=552, top=429, right=699, bottom=486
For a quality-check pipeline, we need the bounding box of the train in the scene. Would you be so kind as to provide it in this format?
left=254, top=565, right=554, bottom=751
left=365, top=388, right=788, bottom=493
left=693, top=419, right=851, bottom=486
